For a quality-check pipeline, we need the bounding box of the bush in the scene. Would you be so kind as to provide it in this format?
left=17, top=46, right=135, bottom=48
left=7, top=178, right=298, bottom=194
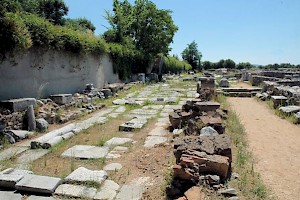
left=162, top=56, right=192, bottom=73
left=0, top=12, right=32, bottom=59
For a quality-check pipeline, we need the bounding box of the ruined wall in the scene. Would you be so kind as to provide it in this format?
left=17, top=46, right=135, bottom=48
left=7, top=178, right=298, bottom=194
left=0, top=48, right=119, bottom=100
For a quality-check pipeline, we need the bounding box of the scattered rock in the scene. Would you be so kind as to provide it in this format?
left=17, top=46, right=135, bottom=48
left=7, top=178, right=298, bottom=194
left=36, top=118, right=49, bottom=131
left=184, top=186, right=205, bottom=200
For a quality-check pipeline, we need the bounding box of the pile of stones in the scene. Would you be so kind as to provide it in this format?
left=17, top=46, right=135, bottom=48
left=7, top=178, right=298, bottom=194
left=167, top=78, right=238, bottom=200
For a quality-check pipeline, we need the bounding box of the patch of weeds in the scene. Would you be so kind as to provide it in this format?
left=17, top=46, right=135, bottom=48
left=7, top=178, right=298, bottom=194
left=160, top=166, right=174, bottom=194
left=143, top=99, right=152, bottom=106
left=84, top=180, right=100, bottom=189
left=96, top=137, right=109, bottom=147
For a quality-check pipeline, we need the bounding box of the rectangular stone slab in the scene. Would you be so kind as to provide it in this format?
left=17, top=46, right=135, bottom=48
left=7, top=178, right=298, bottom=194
left=194, top=102, right=220, bottom=112
left=64, top=167, right=107, bottom=184
left=15, top=174, right=61, bottom=194
left=0, top=174, right=24, bottom=188
left=61, top=145, right=109, bottom=159
left=0, top=147, right=28, bottom=161
left=54, top=184, right=96, bottom=199
left=0, top=98, right=36, bottom=112
left=50, top=94, right=72, bottom=105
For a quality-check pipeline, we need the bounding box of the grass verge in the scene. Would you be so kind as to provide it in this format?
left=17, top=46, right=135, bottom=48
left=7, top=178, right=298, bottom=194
left=215, top=94, right=275, bottom=200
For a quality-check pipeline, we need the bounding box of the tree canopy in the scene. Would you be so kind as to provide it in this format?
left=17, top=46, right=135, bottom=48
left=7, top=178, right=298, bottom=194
left=181, top=41, right=202, bottom=70
left=104, top=0, right=178, bottom=62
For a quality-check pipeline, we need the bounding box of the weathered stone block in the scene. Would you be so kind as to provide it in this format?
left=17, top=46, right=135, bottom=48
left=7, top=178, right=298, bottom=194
left=194, top=102, right=220, bottom=112
left=0, top=98, right=36, bottom=112
left=55, top=184, right=96, bottom=199
left=64, top=167, right=107, bottom=185
left=50, top=94, right=72, bottom=105
left=15, top=174, right=61, bottom=194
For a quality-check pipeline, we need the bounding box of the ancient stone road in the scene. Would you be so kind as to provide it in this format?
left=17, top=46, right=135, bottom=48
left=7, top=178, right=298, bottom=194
left=228, top=97, right=300, bottom=200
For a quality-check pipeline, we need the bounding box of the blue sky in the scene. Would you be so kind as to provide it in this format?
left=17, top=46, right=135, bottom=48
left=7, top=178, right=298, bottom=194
left=64, top=0, right=300, bottom=65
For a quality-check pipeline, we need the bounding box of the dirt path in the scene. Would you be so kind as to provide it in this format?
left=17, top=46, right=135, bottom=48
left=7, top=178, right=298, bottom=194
left=228, top=97, right=300, bottom=200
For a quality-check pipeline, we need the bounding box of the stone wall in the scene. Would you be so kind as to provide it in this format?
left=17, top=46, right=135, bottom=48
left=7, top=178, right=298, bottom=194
left=0, top=48, right=119, bottom=100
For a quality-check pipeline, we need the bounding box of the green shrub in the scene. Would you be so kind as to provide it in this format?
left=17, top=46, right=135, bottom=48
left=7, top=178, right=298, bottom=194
left=162, top=56, right=192, bottom=73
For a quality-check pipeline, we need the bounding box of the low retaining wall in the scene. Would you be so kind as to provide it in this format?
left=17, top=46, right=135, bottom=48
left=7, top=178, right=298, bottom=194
left=0, top=48, right=119, bottom=100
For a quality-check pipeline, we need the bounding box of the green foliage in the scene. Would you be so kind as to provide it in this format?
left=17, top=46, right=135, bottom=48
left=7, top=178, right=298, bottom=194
left=0, top=12, right=32, bottom=59
left=0, top=12, right=108, bottom=56
left=105, top=0, right=178, bottom=77
left=162, top=56, right=192, bottom=73
left=37, top=0, right=68, bottom=25
left=65, top=18, right=96, bottom=33
left=181, top=40, right=202, bottom=70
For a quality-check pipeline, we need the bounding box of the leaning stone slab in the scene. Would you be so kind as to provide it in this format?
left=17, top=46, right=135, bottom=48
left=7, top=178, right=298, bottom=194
left=55, top=184, right=96, bottom=199
left=10, top=130, right=34, bottom=140
left=0, top=174, right=24, bottom=188
left=104, top=137, right=133, bottom=147
left=15, top=174, right=61, bottom=194
left=0, top=98, right=36, bottom=112
left=61, top=145, right=109, bottom=159
left=0, top=146, right=28, bottom=161
left=0, top=191, right=23, bottom=200
left=64, top=167, right=107, bottom=185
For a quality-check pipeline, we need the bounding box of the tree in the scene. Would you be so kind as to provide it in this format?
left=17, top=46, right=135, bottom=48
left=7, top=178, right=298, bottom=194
left=38, top=0, right=68, bottom=25
left=223, top=59, right=236, bottom=69
left=181, top=41, right=202, bottom=70
left=105, top=0, right=178, bottom=62
left=65, top=18, right=96, bottom=33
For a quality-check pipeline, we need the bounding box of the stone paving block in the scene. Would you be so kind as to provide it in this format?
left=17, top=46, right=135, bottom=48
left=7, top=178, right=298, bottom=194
left=61, top=145, right=109, bottom=159
left=148, top=127, right=167, bottom=136
left=115, top=177, right=150, bottom=200
left=115, top=106, right=126, bottom=113
left=0, top=98, right=36, bottom=112
left=64, top=167, right=107, bottom=184
left=15, top=174, right=61, bottom=194
left=0, top=147, right=28, bottom=161
left=106, top=153, right=121, bottom=159
left=94, top=180, right=119, bottom=200
left=55, top=184, right=96, bottom=199
left=8, top=169, right=33, bottom=176
left=0, top=174, right=24, bottom=188
left=144, top=136, right=168, bottom=148
left=119, top=118, right=148, bottom=131
left=16, top=149, right=49, bottom=164
left=103, top=163, right=123, bottom=171
left=113, top=146, right=129, bottom=152
left=27, top=195, right=55, bottom=200
left=0, top=190, right=23, bottom=200
left=104, top=137, right=133, bottom=147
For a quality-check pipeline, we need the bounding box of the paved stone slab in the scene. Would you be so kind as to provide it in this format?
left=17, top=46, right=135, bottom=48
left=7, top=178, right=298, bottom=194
left=94, top=180, right=119, bottom=200
left=0, top=174, right=24, bottom=188
left=0, top=147, right=28, bottom=161
left=61, top=145, right=109, bottom=159
left=55, top=184, right=96, bottom=199
left=15, top=174, right=61, bottom=194
left=108, top=113, right=120, bottom=118
left=0, top=190, right=23, bottom=200
left=144, top=136, right=167, bottom=148
left=113, top=146, right=129, bottom=152
left=103, top=163, right=123, bottom=171
left=65, top=167, right=107, bottom=184
left=104, top=137, right=133, bottom=147
left=148, top=127, right=167, bottom=136
left=106, top=153, right=121, bottom=159
left=115, top=177, right=150, bottom=200
left=115, top=106, right=126, bottom=113
left=16, top=149, right=49, bottom=164
left=27, top=195, right=55, bottom=200
left=119, top=118, right=148, bottom=131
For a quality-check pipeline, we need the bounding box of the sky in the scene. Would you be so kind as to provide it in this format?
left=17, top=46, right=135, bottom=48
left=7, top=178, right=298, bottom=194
left=64, top=0, right=300, bottom=65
